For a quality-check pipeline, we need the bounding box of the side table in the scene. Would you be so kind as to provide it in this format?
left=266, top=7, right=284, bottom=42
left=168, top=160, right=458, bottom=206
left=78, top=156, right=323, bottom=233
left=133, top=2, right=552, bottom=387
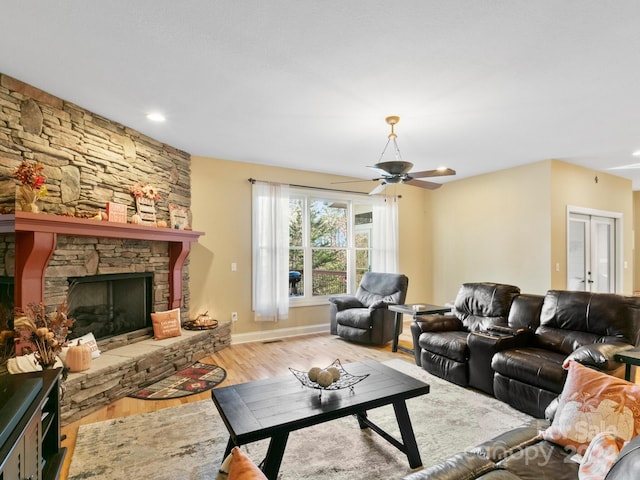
left=388, top=304, right=451, bottom=355
left=614, top=348, right=640, bottom=382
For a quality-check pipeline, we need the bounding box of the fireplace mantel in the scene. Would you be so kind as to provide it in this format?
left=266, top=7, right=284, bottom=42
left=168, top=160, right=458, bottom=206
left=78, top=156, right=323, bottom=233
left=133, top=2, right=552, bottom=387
left=1, top=212, right=204, bottom=311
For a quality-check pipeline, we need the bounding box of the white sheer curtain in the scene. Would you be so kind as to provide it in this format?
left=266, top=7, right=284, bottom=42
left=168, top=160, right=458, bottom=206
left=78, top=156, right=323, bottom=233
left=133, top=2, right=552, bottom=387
left=371, top=196, right=399, bottom=273
left=251, top=181, right=290, bottom=322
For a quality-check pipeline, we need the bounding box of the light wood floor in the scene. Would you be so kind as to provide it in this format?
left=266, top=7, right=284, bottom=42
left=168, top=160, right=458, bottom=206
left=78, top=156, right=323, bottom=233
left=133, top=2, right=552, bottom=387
left=59, top=326, right=417, bottom=479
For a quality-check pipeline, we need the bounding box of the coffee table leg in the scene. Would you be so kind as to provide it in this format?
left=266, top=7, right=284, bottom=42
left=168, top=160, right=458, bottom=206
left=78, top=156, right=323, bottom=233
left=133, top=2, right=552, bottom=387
left=356, top=411, right=368, bottom=429
left=223, top=436, right=235, bottom=457
left=393, top=400, right=422, bottom=469
left=262, top=431, right=290, bottom=480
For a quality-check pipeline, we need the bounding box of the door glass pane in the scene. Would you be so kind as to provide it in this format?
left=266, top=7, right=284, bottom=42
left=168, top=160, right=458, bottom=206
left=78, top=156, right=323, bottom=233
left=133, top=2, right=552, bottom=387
left=592, top=220, right=613, bottom=293
left=568, top=218, right=587, bottom=291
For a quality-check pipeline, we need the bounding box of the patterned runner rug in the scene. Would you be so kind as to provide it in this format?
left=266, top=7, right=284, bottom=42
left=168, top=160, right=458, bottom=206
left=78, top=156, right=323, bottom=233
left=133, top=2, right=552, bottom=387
left=70, top=359, right=533, bottom=480
left=128, top=362, right=226, bottom=400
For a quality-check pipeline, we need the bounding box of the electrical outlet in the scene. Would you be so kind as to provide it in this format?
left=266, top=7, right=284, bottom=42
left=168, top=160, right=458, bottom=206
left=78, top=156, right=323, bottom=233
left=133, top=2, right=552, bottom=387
left=231, top=312, right=238, bottom=322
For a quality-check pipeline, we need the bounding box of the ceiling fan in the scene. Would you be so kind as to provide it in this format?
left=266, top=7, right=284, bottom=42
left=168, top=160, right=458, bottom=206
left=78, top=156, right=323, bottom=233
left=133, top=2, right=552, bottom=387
left=343, top=116, right=456, bottom=195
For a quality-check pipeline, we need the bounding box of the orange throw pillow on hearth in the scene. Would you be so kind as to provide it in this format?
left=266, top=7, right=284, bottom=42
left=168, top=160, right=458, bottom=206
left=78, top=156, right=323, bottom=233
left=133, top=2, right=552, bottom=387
left=150, top=308, right=181, bottom=340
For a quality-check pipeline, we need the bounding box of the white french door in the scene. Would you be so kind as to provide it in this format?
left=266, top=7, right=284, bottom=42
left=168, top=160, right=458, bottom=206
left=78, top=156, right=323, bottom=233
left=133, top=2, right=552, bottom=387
left=567, top=210, right=619, bottom=293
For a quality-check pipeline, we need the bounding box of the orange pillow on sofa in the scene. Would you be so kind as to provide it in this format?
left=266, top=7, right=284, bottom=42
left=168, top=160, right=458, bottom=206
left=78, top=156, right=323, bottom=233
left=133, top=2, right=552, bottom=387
left=542, top=360, right=640, bottom=455
left=228, top=447, right=267, bottom=480
left=150, top=308, right=181, bottom=340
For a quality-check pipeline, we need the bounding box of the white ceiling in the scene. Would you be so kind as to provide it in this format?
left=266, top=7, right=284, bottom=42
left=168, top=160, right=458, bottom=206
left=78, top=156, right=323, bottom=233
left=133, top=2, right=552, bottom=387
left=3, top=1, right=640, bottom=188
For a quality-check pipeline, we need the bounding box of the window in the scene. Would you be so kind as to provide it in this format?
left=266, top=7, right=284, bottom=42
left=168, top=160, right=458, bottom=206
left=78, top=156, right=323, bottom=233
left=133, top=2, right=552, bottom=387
left=289, top=188, right=376, bottom=304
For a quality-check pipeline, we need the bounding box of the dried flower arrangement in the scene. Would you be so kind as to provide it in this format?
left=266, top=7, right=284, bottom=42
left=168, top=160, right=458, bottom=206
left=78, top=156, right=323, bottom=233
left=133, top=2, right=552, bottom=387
left=130, top=182, right=160, bottom=202
left=13, top=299, right=75, bottom=370
left=13, top=160, right=48, bottom=212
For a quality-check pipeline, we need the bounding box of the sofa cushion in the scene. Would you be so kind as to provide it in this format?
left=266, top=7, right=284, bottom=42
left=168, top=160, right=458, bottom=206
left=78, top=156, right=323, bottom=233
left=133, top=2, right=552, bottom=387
left=542, top=361, right=640, bottom=455
left=492, top=347, right=567, bottom=393
left=336, top=308, right=373, bottom=329
left=535, top=326, right=601, bottom=355
left=453, top=283, right=520, bottom=332
left=355, top=272, right=408, bottom=307
left=539, top=291, right=634, bottom=343
left=419, top=331, right=469, bottom=362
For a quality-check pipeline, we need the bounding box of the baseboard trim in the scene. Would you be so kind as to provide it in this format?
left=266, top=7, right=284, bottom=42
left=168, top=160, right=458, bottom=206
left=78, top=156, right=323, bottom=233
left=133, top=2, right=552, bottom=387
left=231, top=323, right=330, bottom=344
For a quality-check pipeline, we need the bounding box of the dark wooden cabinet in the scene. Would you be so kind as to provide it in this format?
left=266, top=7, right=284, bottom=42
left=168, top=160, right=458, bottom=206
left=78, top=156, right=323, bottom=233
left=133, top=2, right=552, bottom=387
left=0, top=368, right=66, bottom=480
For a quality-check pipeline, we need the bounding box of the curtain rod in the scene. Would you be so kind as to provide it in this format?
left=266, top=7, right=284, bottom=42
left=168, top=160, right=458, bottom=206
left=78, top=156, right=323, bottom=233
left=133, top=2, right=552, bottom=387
left=247, top=177, right=377, bottom=196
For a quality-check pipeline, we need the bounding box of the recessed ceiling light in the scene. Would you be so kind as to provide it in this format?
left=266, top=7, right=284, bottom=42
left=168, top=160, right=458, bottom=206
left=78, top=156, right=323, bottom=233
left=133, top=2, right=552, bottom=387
left=146, top=112, right=166, bottom=122
left=632, top=150, right=640, bottom=157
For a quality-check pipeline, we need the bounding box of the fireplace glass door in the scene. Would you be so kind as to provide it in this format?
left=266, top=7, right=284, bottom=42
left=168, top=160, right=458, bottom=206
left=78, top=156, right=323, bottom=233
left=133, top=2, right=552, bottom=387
left=68, top=273, right=153, bottom=341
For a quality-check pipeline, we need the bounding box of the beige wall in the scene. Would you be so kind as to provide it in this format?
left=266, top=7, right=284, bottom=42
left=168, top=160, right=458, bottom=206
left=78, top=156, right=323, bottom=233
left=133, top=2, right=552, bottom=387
left=428, top=159, right=633, bottom=304
left=189, top=156, right=433, bottom=338
left=550, top=160, right=633, bottom=294
left=635, top=191, right=640, bottom=292
left=190, top=156, right=635, bottom=339
left=429, top=161, right=552, bottom=302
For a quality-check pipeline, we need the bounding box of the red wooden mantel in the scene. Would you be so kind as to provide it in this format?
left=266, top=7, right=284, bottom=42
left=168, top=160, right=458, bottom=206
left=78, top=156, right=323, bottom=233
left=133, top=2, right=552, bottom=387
left=0, top=212, right=204, bottom=311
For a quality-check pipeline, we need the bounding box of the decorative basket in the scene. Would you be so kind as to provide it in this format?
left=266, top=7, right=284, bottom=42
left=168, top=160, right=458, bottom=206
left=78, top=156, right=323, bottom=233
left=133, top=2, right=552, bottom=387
left=289, top=359, right=369, bottom=396
left=183, top=312, right=218, bottom=330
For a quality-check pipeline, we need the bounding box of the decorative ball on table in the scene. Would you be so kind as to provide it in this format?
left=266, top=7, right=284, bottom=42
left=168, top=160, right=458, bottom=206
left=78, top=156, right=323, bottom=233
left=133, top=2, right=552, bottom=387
left=316, top=369, right=334, bottom=388
left=326, top=366, right=341, bottom=381
left=307, top=367, right=321, bottom=382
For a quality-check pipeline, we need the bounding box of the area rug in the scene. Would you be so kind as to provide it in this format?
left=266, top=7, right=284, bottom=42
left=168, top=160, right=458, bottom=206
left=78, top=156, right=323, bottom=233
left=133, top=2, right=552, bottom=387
left=69, top=359, right=533, bottom=480
left=128, top=362, right=226, bottom=400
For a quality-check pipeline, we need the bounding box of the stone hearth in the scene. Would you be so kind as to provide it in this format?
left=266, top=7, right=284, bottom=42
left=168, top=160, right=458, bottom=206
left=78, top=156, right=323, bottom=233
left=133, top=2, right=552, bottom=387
left=62, top=324, right=231, bottom=425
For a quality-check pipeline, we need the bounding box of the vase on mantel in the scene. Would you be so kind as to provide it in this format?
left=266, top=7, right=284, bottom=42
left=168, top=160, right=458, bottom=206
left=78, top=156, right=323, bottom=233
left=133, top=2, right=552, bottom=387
left=18, top=185, right=39, bottom=213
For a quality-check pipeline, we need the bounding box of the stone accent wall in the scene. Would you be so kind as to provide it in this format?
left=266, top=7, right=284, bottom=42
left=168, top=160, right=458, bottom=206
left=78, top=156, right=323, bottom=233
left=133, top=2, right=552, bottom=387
left=62, top=324, right=231, bottom=425
left=0, top=73, right=193, bottom=314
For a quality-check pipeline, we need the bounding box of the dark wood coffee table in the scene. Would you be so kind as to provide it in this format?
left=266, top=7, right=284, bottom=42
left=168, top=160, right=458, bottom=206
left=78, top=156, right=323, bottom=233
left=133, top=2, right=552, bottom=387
left=211, top=360, right=429, bottom=479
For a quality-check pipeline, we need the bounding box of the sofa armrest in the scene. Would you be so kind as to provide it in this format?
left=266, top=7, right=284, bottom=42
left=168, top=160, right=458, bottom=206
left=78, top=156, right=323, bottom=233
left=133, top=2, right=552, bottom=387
left=327, top=295, right=363, bottom=311
left=368, top=299, right=388, bottom=310
left=403, top=452, right=497, bottom=480
left=564, top=342, right=635, bottom=371
left=413, top=314, right=463, bottom=333
left=469, top=420, right=550, bottom=462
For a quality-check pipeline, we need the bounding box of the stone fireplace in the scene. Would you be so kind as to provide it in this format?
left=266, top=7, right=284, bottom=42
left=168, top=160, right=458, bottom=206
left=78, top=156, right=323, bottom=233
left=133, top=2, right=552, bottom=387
left=0, top=73, right=232, bottom=424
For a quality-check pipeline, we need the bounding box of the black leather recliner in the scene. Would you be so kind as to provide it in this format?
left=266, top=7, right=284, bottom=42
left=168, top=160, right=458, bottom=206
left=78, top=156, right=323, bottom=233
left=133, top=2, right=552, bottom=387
left=410, top=282, right=520, bottom=387
left=328, top=272, right=408, bottom=345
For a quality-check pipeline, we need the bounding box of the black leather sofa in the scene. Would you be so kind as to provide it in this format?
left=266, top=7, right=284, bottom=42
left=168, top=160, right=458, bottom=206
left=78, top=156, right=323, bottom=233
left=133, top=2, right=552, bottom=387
left=405, top=412, right=640, bottom=480
left=411, top=283, right=640, bottom=418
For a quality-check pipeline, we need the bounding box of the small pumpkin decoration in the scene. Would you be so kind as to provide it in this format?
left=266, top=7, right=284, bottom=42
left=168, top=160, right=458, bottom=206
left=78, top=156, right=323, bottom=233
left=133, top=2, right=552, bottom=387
left=66, top=339, right=92, bottom=372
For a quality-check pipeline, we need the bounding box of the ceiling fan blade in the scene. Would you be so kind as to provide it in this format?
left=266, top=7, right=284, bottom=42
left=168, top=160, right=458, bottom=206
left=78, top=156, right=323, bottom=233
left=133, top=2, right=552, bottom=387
left=409, top=168, right=456, bottom=179
left=331, top=178, right=381, bottom=185
left=405, top=179, right=443, bottom=190
left=369, top=183, right=388, bottom=195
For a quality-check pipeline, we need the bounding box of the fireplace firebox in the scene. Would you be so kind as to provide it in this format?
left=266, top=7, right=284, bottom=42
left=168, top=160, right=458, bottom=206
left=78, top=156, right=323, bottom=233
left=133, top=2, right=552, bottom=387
left=67, top=273, right=153, bottom=341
